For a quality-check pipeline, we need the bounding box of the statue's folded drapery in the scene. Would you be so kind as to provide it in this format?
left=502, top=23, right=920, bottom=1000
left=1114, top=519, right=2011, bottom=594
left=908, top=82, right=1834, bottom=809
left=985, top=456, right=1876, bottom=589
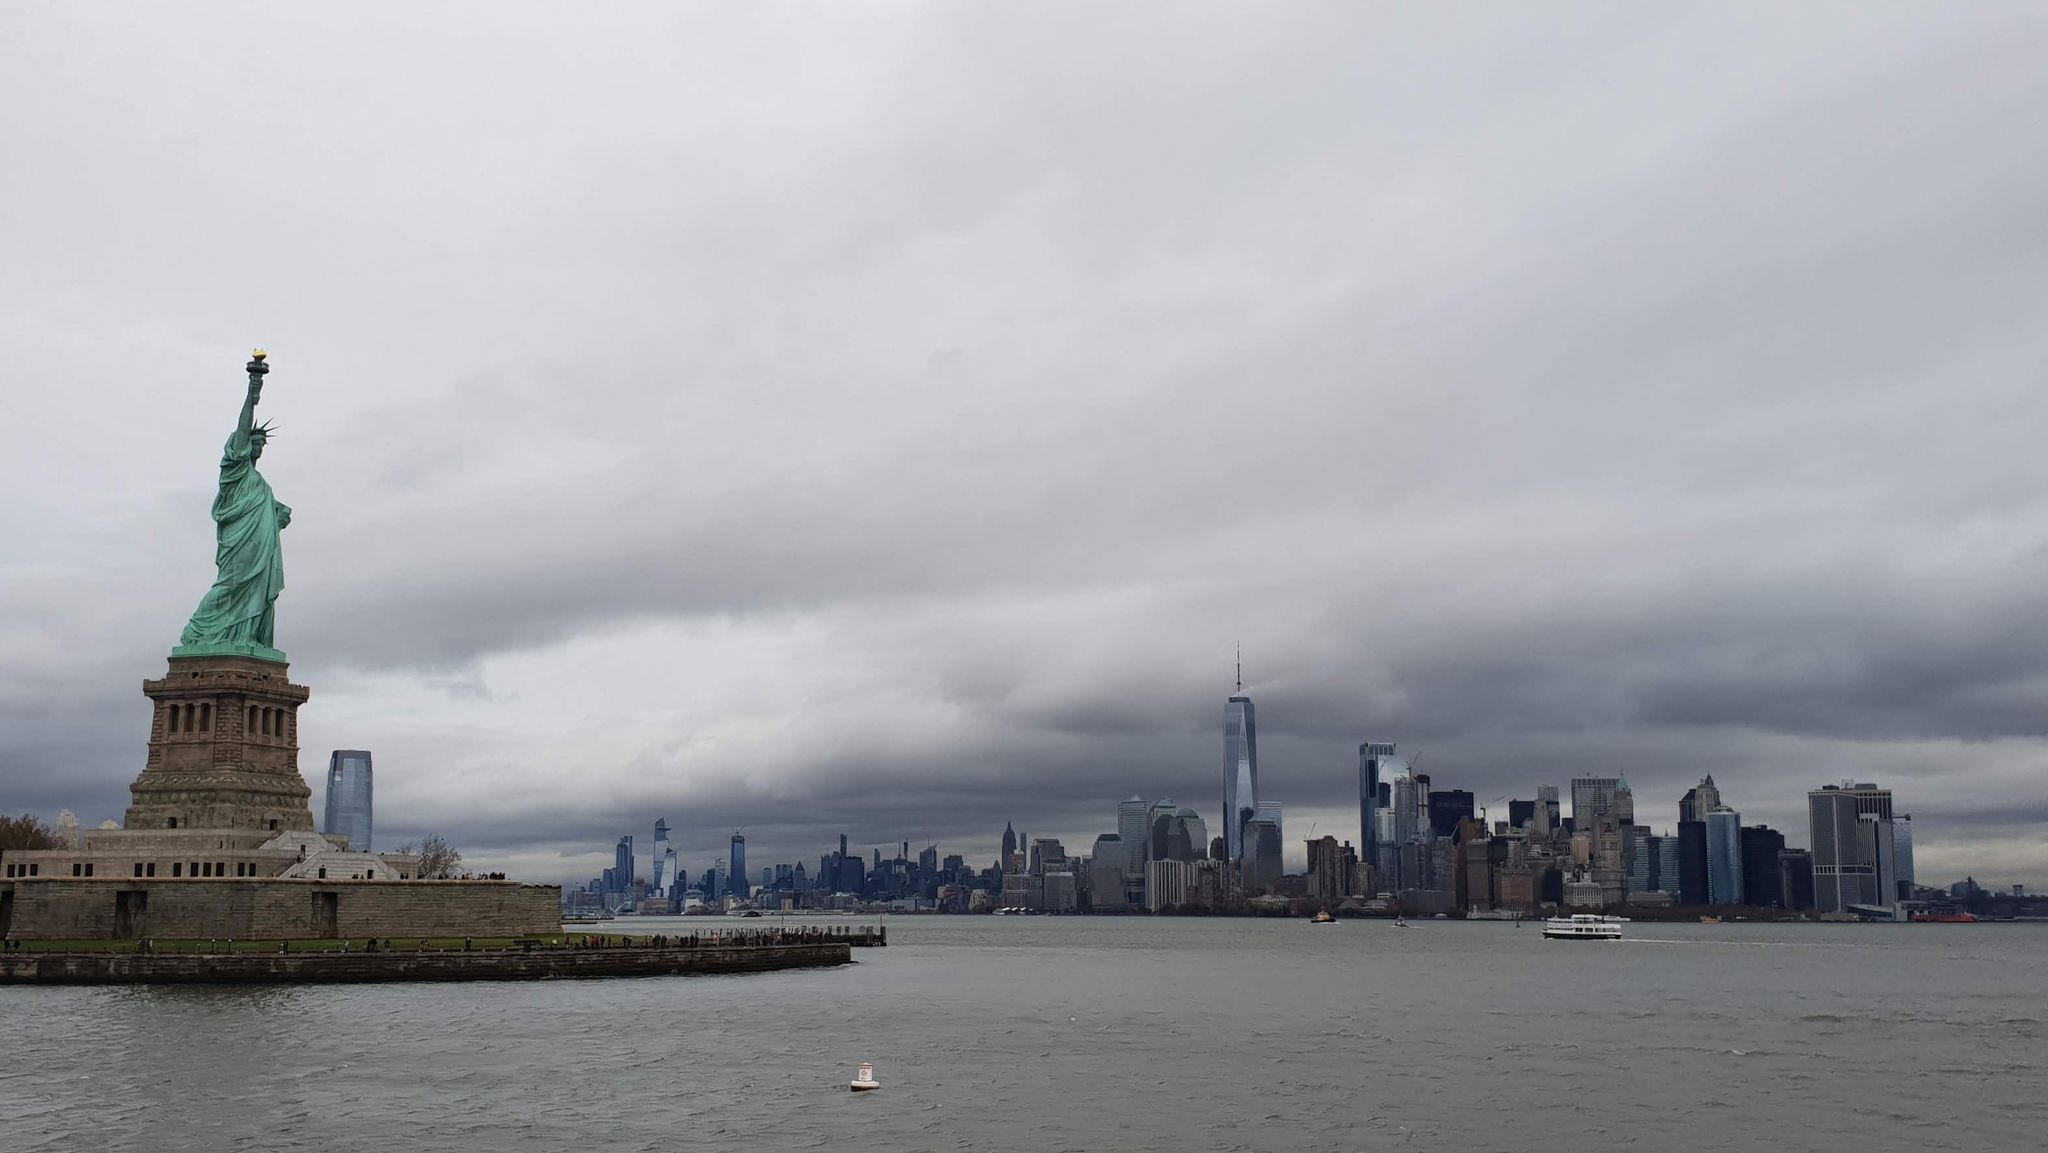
left=180, top=431, right=289, bottom=649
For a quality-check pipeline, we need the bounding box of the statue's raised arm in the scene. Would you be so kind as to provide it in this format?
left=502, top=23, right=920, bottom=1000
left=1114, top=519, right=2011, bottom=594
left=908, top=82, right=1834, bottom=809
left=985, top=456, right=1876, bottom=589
left=175, top=351, right=292, bottom=663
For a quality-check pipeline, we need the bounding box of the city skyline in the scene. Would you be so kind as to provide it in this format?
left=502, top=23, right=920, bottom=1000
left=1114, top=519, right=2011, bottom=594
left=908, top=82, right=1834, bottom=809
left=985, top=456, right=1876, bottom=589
left=7, top=6, right=2048, bottom=890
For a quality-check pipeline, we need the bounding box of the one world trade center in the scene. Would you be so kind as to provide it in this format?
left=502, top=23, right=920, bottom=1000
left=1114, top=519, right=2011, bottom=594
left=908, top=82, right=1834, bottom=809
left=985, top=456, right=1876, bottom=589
left=1223, top=668, right=1259, bottom=863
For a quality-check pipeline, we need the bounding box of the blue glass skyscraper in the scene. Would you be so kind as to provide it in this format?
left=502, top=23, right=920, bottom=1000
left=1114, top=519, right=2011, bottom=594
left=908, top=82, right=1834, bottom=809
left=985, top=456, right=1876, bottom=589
left=1223, top=688, right=1259, bottom=862
left=1359, top=743, right=1393, bottom=886
left=324, top=749, right=372, bottom=851
left=1706, top=809, right=1744, bottom=905
left=729, top=831, right=747, bottom=899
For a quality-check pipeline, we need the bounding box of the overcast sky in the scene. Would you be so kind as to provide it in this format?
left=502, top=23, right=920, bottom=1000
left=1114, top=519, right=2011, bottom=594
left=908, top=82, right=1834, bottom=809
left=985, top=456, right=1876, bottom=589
left=4, top=3, right=2046, bottom=888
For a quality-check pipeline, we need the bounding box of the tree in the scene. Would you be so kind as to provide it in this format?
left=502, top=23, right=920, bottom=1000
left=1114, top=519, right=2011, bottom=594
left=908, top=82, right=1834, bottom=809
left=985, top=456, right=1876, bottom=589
left=0, top=813, right=64, bottom=852
left=396, top=834, right=463, bottom=879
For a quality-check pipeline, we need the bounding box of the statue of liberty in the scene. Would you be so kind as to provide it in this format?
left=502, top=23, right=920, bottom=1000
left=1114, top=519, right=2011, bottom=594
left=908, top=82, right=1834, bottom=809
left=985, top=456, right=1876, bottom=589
left=176, top=350, right=291, bottom=661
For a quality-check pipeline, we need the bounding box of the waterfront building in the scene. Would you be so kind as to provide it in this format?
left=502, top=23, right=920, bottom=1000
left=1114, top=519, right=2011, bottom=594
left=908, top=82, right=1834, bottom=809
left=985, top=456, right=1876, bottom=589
left=1808, top=782, right=1899, bottom=912
left=1706, top=809, right=1743, bottom=905
left=1677, top=821, right=1707, bottom=905
left=1223, top=688, right=1259, bottom=861
left=1087, top=835, right=1127, bottom=911
left=323, top=749, right=372, bottom=852
left=1778, top=849, right=1815, bottom=910
left=1145, top=858, right=1196, bottom=911
left=1740, top=825, right=1786, bottom=908
left=1305, top=835, right=1356, bottom=901
left=1893, top=816, right=1915, bottom=903
left=1043, top=870, right=1078, bottom=914
left=1001, top=871, right=1043, bottom=911
left=1359, top=742, right=1393, bottom=875
left=1655, top=836, right=1679, bottom=896
left=1117, top=797, right=1150, bottom=875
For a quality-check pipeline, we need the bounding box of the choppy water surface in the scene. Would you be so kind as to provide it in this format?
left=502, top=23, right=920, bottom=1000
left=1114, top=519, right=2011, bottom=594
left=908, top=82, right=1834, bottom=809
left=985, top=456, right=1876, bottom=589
left=4, top=917, right=2044, bottom=1152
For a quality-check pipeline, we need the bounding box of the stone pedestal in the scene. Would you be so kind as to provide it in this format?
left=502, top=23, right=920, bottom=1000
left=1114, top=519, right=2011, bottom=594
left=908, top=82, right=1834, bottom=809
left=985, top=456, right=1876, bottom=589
left=120, top=654, right=315, bottom=835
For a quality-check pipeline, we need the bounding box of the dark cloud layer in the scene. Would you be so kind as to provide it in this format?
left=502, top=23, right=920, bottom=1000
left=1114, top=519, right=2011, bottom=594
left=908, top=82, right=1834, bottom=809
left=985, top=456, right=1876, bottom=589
left=4, top=5, right=2046, bottom=886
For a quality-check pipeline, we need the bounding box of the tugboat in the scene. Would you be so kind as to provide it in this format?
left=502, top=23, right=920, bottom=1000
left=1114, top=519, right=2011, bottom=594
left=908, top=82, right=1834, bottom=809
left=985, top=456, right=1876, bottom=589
left=849, top=1062, right=880, bottom=1092
left=1542, top=914, right=1623, bottom=941
left=1310, top=909, right=1337, bottom=924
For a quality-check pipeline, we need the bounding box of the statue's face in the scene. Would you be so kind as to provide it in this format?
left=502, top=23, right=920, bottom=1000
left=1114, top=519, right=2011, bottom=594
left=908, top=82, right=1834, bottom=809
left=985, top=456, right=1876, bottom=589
left=249, top=435, right=266, bottom=460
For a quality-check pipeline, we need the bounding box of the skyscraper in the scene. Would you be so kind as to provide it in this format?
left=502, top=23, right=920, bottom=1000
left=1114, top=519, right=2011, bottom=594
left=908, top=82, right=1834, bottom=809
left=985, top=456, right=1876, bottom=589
left=1808, top=783, right=1899, bottom=912
left=1893, top=815, right=1915, bottom=902
left=1001, top=821, right=1017, bottom=864
left=1117, top=797, right=1150, bottom=875
left=1223, top=685, right=1259, bottom=862
left=1241, top=818, right=1282, bottom=894
left=614, top=835, right=635, bottom=893
left=1740, top=824, right=1786, bottom=908
left=1705, top=809, right=1744, bottom=905
left=651, top=818, right=672, bottom=895
left=1679, top=775, right=1722, bottom=825
left=1359, top=742, right=1393, bottom=880
left=729, top=831, right=747, bottom=899
left=1254, top=800, right=1283, bottom=848
left=1570, top=778, right=1621, bottom=826
left=323, top=750, right=372, bottom=852
left=1677, top=820, right=1707, bottom=905
left=1427, top=790, right=1474, bottom=839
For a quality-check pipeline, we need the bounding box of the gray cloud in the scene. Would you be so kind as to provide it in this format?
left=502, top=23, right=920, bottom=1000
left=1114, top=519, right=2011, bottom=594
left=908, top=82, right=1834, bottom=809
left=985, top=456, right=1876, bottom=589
left=4, top=4, right=2046, bottom=887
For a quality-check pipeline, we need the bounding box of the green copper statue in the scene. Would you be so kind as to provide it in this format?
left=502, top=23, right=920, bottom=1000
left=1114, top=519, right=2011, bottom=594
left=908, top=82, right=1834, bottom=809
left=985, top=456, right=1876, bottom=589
left=175, top=350, right=291, bottom=662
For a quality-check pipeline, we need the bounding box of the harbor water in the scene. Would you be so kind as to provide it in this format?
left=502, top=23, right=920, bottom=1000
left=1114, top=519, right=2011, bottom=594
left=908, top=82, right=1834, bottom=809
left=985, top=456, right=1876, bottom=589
left=4, top=916, right=2043, bottom=1152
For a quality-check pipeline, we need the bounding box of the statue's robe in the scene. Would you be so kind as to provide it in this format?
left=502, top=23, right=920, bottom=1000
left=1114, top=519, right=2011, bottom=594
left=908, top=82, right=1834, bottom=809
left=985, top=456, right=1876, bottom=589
left=180, top=432, right=289, bottom=648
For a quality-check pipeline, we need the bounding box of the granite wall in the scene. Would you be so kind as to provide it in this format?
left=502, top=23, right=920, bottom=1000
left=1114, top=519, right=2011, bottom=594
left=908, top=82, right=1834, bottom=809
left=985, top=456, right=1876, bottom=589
left=0, top=878, right=560, bottom=941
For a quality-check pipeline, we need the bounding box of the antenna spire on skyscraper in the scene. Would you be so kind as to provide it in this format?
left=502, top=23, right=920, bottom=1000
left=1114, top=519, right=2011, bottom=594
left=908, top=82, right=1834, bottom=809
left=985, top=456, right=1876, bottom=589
left=1236, top=643, right=1243, bottom=694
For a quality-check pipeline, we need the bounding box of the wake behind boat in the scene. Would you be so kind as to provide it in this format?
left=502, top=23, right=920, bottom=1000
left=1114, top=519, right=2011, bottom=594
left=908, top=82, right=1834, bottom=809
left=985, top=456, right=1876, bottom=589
left=1543, top=914, right=1623, bottom=940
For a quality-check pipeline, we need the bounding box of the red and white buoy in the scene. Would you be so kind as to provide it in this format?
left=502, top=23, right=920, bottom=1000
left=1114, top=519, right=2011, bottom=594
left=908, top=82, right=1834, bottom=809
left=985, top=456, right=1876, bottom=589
left=849, top=1061, right=880, bottom=1092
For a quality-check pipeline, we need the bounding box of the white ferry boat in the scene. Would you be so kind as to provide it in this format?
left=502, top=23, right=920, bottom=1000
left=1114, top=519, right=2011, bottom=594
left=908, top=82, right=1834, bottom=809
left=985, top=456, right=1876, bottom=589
left=1542, top=914, right=1623, bottom=941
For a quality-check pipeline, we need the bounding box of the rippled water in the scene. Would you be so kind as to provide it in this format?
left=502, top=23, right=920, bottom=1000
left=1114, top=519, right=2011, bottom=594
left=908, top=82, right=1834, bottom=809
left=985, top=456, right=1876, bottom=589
left=4, top=916, right=2044, bottom=1152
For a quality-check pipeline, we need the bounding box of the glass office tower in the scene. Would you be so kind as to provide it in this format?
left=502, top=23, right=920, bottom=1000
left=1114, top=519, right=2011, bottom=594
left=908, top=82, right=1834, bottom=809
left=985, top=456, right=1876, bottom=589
left=1808, top=782, right=1896, bottom=912
left=1706, top=809, right=1744, bottom=905
left=1223, top=694, right=1259, bottom=861
left=1117, top=797, right=1151, bottom=875
left=323, top=750, right=373, bottom=852
left=729, top=832, right=747, bottom=899
left=1359, top=742, right=1394, bottom=883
